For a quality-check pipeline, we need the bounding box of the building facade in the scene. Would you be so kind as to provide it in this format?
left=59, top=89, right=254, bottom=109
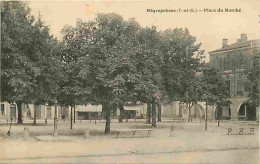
left=0, top=102, right=103, bottom=122
left=209, top=34, right=260, bottom=121
left=161, top=101, right=216, bottom=121
left=161, top=34, right=259, bottom=121
left=0, top=102, right=146, bottom=122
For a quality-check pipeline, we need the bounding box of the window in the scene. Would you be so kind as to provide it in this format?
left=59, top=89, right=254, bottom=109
left=239, top=104, right=246, bottom=116
left=212, top=56, right=217, bottom=69
left=225, top=80, right=231, bottom=96
left=236, top=79, right=244, bottom=95
left=216, top=56, right=220, bottom=70
left=1, top=104, right=4, bottom=115
left=220, top=56, right=225, bottom=71
left=225, top=55, right=231, bottom=71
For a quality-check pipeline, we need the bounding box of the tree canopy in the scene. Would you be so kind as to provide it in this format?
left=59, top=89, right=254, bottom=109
left=245, top=55, right=259, bottom=108
left=1, top=2, right=232, bottom=132
left=1, top=1, right=63, bottom=123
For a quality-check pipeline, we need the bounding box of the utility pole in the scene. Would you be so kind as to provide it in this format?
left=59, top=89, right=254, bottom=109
left=33, top=104, right=37, bottom=125
left=53, top=100, right=58, bottom=136
left=233, top=54, right=236, bottom=97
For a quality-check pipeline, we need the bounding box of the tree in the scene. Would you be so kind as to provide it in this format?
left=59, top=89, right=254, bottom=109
left=216, top=99, right=231, bottom=127
left=1, top=2, right=62, bottom=123
left=29, top=15, right=63, bottom=125
left=245, top=55, right=259, bottom=114
left=197, top=67, right=231, bottom=130
left=1, top=1, right=36, bottom=123
left=91, top=14, right=159, bottom=132
left=134, top=26, right=162, bottom=127
left=59, top=19, right=95, bottom=129
left=182, top=75, right=202, bottom=122
left=58, top=57, right=91, bottom=129
left=87, top=14, right=164, bottom=131
left=61, top=14, right=145, bottom=133
left=146, top=102, right=151, bottom=123
left=157, top=103, right=162, bottom=122
left=159, top=28, right=204, bottom=122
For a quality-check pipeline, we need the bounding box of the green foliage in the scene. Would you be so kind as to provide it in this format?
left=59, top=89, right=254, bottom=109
left=1, top=1, right=62, bottom=105
left=30, top=18, right=64, bottom=105
left=1, top=1, right=36, bottom=103
left=3, top=5, right=235, bottom=130
left=197, top=67, right=231, bottom=107
left=245, top=56, right=259, bottom=108
left=59, top=14, right=142, bottom=108
left=133, top=26, right=162, bottom=103
left=159, top=28, right=204, bottom=103
left=59, top=22, right=93, bottom=107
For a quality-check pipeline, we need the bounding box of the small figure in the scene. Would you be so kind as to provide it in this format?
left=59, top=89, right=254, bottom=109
left=7, top=118, right=13, bottom=136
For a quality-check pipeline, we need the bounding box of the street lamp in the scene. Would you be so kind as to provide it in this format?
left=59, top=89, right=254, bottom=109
left=54, top=99, right=58, bottom=136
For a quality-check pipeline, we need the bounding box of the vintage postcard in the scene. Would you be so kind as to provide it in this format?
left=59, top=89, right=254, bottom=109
left=0, top=0, right=259, bottom=163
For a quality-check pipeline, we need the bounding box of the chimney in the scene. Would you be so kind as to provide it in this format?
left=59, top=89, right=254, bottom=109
left=222, top=38, right=228, bottom=48
left=241, top=33, right=247, bottom=42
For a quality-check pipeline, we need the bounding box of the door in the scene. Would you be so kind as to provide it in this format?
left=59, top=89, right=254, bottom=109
left=47, top=106, right=52, bottom=119
left=10, top=104, right=16, bottom=121
left=35, top=105, right=41, bottom=119
left=1, top=104, right=5, bottom=115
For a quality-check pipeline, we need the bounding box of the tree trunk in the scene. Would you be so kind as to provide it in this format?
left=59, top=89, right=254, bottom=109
left=33, top=105, right=37, bottom=125
left=179, top=102, right=182, bottom=118
left=205, top=102, right=208, bottom=131
left=105, top=101, right=111, bottom=134
left=157, top=103, right=162, bottom=122
left=74, top=106, right=76, bottom=123
left=89, top=111, right=91, bottom=122
left=152, top=101, right=156, bottom=127
left=119, top=106, right=123, bottom=122
left=188, top=103, right=191, bottom=122
left=17, top=102, right=23, bottom=124
left=218, top=106, right=221, bottom=127
left=95, top=114, right=97, bottom=124
left=146, top=102, right=151, bottom=123
left=70, top=106, right=73, bottom=129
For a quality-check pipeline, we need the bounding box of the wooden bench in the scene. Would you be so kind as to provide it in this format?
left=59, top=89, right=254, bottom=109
left=114, top=129, right=153, bottom=138
left=227, top=127, right=255, bottom=135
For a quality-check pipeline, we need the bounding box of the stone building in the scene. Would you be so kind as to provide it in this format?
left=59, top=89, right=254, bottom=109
left=209, top=34, right=260, bottom=121
left=161, top=101, right=215, bottom=121
left=0, top=102, right=145, bottom=122
left=0, top=102, right=63, bottom=123
left=161, top=34, right=259, bottom=121
left=0, top=102, right=103, bottom=122
left=0, top=102, right=16, bottom=123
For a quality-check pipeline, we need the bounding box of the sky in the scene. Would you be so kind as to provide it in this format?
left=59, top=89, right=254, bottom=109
left=28, top=0, right=260, bottom=61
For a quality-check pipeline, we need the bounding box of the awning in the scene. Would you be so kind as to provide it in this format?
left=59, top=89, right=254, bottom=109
left=75, top=105, right=102, bottom=112
left=123, top=105, right=145, bottom=111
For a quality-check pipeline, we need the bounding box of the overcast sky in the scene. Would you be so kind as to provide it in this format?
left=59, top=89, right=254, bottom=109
left=28, top=0, right=260, bottom=61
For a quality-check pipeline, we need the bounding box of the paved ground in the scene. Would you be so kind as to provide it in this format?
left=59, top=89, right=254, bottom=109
left=0, top=149, right=258, bottom=164
left=0, top=119, right=259, bottom=163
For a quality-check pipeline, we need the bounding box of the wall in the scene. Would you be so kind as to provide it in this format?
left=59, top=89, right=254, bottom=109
left=230, top=96, right=248, bottom=120
left=210, top=47, right=258, bottom=72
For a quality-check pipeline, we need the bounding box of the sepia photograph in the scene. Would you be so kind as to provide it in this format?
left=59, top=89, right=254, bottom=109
left=0, top=0, right=259, bottom=163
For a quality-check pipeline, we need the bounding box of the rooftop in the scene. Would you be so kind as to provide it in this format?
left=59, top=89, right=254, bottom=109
left=209, top=39, right=260, bottom=54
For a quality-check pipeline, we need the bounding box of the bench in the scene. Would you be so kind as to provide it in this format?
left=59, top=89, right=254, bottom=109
left=227, top=127, right=255, bottom=135
left=114, top=129, right=153, bottom=138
